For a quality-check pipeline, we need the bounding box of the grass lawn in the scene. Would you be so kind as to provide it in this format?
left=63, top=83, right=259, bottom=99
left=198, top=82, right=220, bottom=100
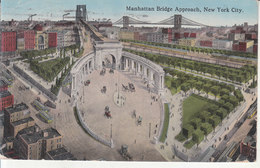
left=159, top=103, right=170, bottom=143
left=182, top=94, right=214, bottom=127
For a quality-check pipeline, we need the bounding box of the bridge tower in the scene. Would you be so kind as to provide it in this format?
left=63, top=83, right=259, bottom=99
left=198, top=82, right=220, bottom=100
left=174, top=15, right=182, bottom=30
left=76, top=5, right=87, bottom=22
left=123, top=16, right=129, bottom=28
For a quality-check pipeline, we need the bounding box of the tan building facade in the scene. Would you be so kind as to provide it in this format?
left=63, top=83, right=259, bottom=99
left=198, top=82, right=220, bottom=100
left=35, top=31, right=48, bottom=50
left=178, top=38, right=196, bottom=46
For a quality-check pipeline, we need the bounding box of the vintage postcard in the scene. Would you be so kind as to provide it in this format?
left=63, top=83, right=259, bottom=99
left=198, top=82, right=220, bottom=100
left=0, top=0, right=258, bottom=167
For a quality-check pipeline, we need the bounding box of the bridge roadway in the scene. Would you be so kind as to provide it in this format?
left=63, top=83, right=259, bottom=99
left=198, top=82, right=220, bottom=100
left=123, top=43, right=245, bottom=68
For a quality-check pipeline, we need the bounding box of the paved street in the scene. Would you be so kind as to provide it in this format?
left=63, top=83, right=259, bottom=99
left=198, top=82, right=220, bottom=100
left=52, top=69, right=166, bottom=161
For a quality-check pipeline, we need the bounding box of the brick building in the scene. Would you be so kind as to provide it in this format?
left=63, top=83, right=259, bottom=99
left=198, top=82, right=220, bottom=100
left=0, top=90, right=14, bottom=111
left=4, top=102, right=31, bottom=137
left=15, top=128, right=63, bottom=160
left=24, top=30, right=35, bottom=50
left=48, top=32, right=57, bottom=48
left=253, top=44, right=257, bottom=54
left=1, top=31, right=16, bottom=52
left=33, top=24, right=43, bottom=31
left=200, top=40, right=213, bottom=47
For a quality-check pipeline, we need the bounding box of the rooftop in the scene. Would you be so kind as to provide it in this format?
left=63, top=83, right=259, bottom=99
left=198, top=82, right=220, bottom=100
left=47, top=147, right=76, bottom=160
left=0, top=90, right=12, bottom=98
left=5, top=102, right=28, bottom=114
left=0, top=80, right=8, bottom=87
left=11, top=117, right=34, bottom=127
left=17, top=124, right=41, bottom=136
left=21, top=127, right=61, bottom=144
left=4, top=136, right=14, bottom=142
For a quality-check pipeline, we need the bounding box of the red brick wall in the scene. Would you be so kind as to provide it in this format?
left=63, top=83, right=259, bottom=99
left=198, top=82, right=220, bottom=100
left=1, top=32, right=17, bottom=52
left=200, top=40, right=212, bottom=47
left=253, top=44, right=257, bottom=54
left=48, top=32, right=57, bottom=48
left=24, top=30, right=35, bottom=50
left=189, top=33, right=196, bottom=38
left=0, top=94, right=14, bottom=111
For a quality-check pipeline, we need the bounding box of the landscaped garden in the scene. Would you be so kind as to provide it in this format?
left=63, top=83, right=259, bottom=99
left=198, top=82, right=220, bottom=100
left=121, top=39, right=257, bottom=59
left=124, top=48, right=257, bottom=84
left=30, top=57, right=70, bottom=82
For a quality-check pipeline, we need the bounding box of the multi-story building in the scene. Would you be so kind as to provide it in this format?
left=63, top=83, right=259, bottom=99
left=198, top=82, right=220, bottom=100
left=212, top=39, right=233, bottom=50
left=178, top=38, right=196, bottom=47
left=45, top=147, right=76, bottom=160
left=64, top=30, right=76, bottom=47
left=35, top=31, right=48, bottom=50
left=119, top=31, right=135, bottom=40
left=174, top=32, right=181, bottom=40
left=0, top=80, right=8, bottom=92
left=17, top=30, right=25, bottom=51
left=33, top=24, right=43, bottom=31
left=200, top=40, right=213, bottom=47
left=189, top=33, right=196, bottom=38
left=48, top=32, right=57, bottom=48
left=253, top=44, right=257, bottom=54
left=15, top=128, right=63, bottom=160
left=4, top=102, right=31, bottom=136
left=9, top=117, right=35, bottom=137
left=239, top=132, right=256, bottom=161
left=146, top=32, right=167, bottom=43
left=0, top=90, right=14, bottom=111
left=232, top=40, right=255, bottom=52
left=24, top=30, right=35, bottom=50
left=1, top=31, right=16, bottom=52
left=162, top=28, right=173, bottom=43
left=228, top=33, right=245, bottom=41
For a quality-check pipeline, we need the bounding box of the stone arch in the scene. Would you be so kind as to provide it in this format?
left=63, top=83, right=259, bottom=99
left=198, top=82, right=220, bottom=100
left=89, top=60, right=92, bottom=69
left=38, top=35, right=44, bottom=50
left=103, top=54, right=116, bottom=69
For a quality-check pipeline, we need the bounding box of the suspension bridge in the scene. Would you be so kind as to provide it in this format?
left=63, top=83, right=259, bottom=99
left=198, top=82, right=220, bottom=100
left=113, top=15, right=209, bottom=28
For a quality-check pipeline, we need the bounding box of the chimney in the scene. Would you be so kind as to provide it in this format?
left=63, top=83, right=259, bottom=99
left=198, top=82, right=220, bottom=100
left=43, top=132, right=48, bottom=137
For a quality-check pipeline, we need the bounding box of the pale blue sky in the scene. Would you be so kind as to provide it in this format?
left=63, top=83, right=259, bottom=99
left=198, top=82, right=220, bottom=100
left=1, top=0, right=258, bottom=26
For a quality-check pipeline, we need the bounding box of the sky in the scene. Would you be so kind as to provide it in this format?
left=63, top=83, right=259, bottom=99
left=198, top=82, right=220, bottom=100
left=1, top=0, right=258, bottom=26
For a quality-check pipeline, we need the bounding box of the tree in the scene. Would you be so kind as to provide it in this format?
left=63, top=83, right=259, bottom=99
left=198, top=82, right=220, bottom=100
left=195, top=81, right=203, bottom=94
left=203, top=83, right=211, bottom=97
left=223, top=102, right=234, bottom=113
left=182, top=124, right=194, bottom=139
left=209, top=115, right=221, bottom=132
left=211, top=86, right=220, bottom=99
left=190, top=118, right=202, bottom=130
left=220, top=88, right=230, bottom=96
left=228, top=96, right=239, bottom=107
left=216, top=108, right=228, bottom=120
left=181, top=83, right=190, bottom=95
left=192, top=129, right=204, bottom=147
left=200, top=123, right=213, bottom=139
left=198, top=111, right=211, bottom=122
left=207, top=104, right=219, bottom=115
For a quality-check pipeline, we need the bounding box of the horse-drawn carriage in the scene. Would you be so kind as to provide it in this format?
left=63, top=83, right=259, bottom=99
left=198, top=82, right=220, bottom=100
left=100, top=68, right=106, bottom=75
left=104, top=106, right=111, bottom=118
left=128, top=83, right=135, bottom=92
left=84, top=80, right=90, bottom=86
left=101, top=86, right=107, bottom=94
